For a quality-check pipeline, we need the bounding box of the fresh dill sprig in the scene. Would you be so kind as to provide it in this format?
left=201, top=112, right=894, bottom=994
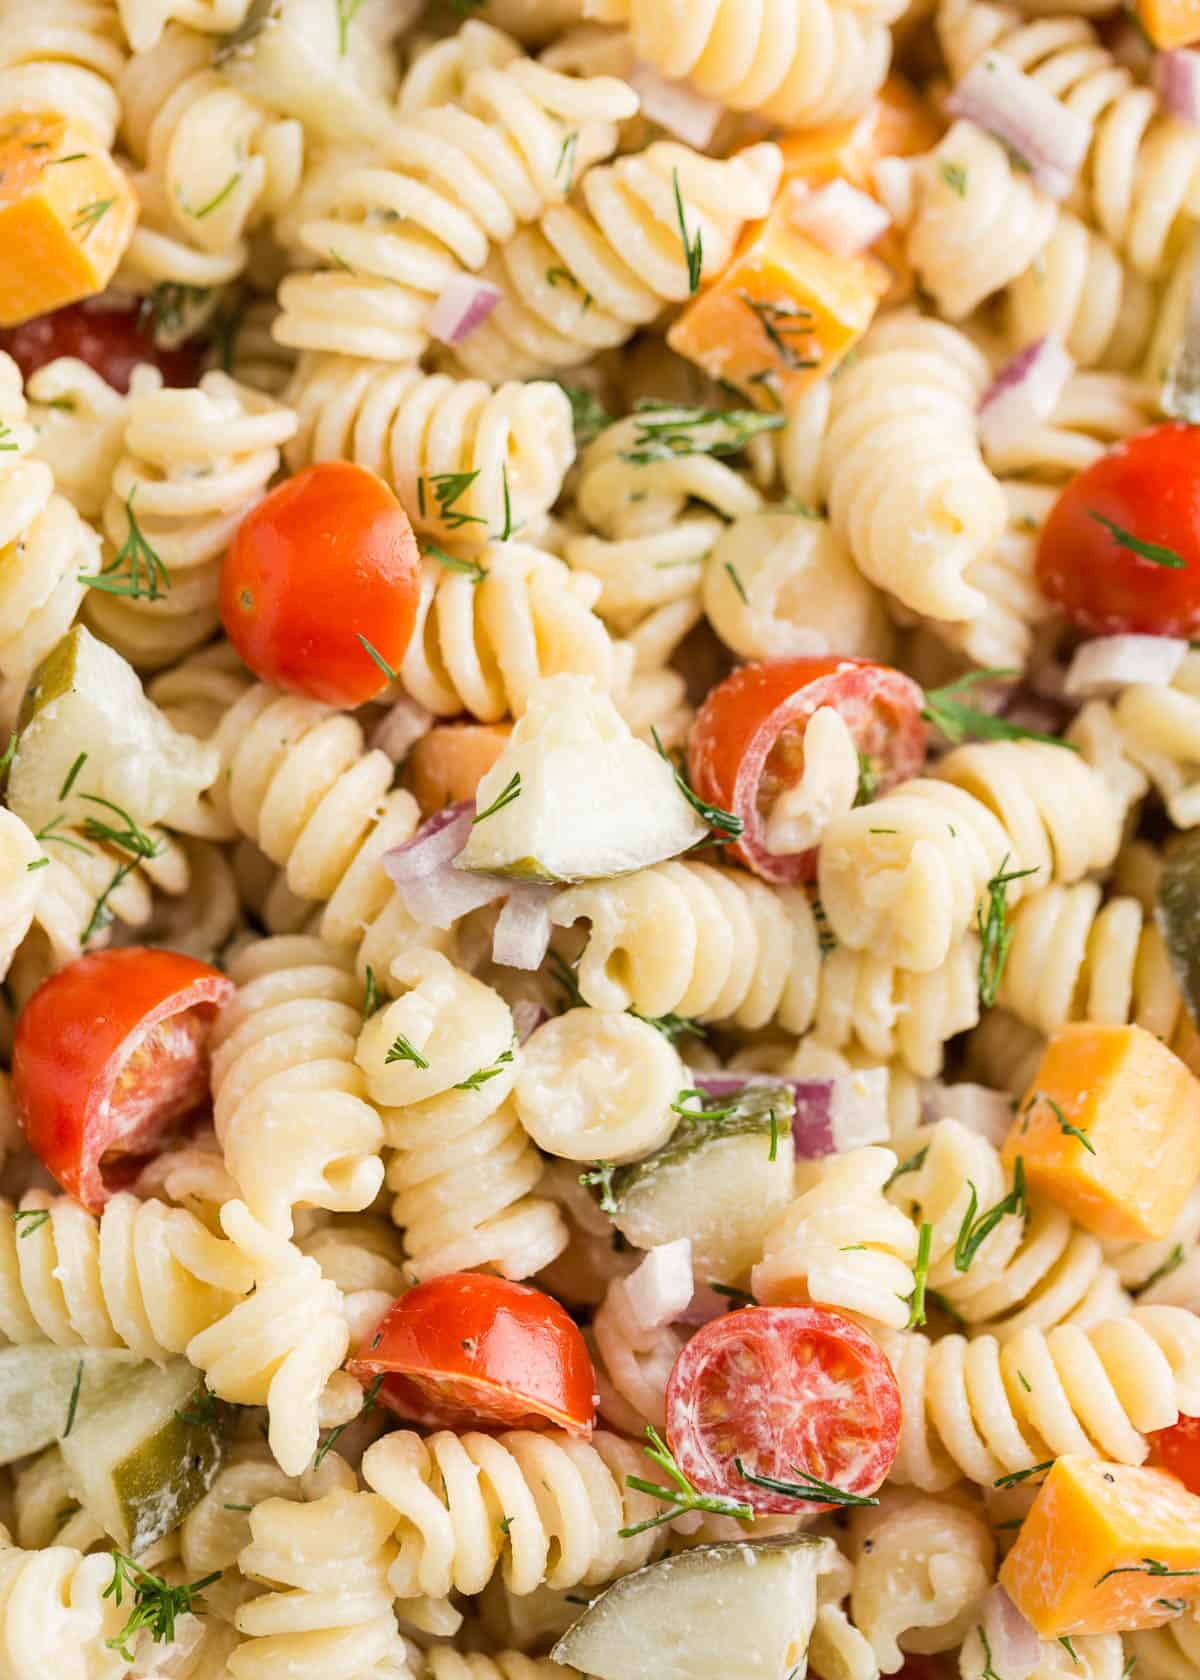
left=734, top=1457, right=880, bottom=1508
left=976, top=857, right=1040, bottom=1008
left=921, top=669, right=1074, bottom=749
left=79, top=491, right=170, bottom=600
left=619, top=1426, right=754, bottom=1535
left=384, top=1034, right=430, bottom=1069
left=672, top=169, right=703, bottom=294
left=954, top=1157, right=1027, bottom=1273
left=103, top=1554, right=221, bottom=1661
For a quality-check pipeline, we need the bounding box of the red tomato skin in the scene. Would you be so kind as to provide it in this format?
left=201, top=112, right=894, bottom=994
left=688, top=657, right=926, bottom=882
left=348, top=1273, right=596, bottom=1437
left=1149, top=1413, right=1200, bottom=1493
left=222, top=462, right=421, bottom=707
left=1036, top=424, right=1200, bottom=636
left=665, top=1305, right=901, bottom=1515
left=13, top=948, right=233, bottom=1212
left=0, top=301, right=204, bottom=392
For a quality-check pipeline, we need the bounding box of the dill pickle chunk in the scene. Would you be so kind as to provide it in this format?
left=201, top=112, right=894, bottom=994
left=0, top=1345, right=139, bottom=1465
left=1157, top=830, right=1200, bottom=1024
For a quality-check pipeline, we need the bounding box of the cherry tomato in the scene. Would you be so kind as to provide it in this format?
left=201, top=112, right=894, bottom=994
left=1036, top=424, right=1200, bottom=636
left=665, top=1305, right=901, bottom=1514
left=688, top=657, right=926, bottom=883
left=0, top=300, right=204, bottom=392
left=348, top=1273, right=596, bottom=1436
left=222, top=461, right=421, bottom=707
left=12, top=948, right=233, bottom=1212
left=1149, top=1413, right=1200, bottom=1493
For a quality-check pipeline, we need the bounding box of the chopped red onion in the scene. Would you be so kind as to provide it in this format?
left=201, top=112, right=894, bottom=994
left=947, top=55, right=1089, bottom=200
left=1155, top=50, right=1200, bottom=124
left=512, top=999, right=549, bottom=1043
left=426, top=275, right=502, bottom=347
left=979, top=335, right=1073, bottom=453
left=690, top=1069, right=889, bottom=1157
left=980, top=1587, right=1041, bottom=1680
left=786, top=179, right=891, bottom=258
left=384, top=802, right=474, bottom=881
left=369, top=695, right=433, bottom=763
left=623, top=1239, right=694, bottom=1332
left=1064, top=634, right=1189, bottom=699
left=923, top=1081, right=1014, bottom=1148
left=628, top=61, right=722, bottom=149
left=395, top=862, right=508, bottom=928
left=491, top=884, right=555, bottom=970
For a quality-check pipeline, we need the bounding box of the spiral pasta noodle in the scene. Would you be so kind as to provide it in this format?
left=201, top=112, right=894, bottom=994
left=818, top=739, right=1123, bottom=972
left=1067, top=652, right=1200, bottom=829
left=0, top=1529, right=129, bottom=1680
left=0, top=0, right=128, bottom=147
left=25, top=356, right=131, bottom=523
left=284, top=358, right=574, bottom=546
left=980, top=371, right=1160, bottom=482
left=1006, top=211, right=1158, bottom=371
left=231, top=1489, right=412, bottom=1680
left=275, top=53, right=637, bottom=361
left=116, top=0, right=253, bottom=52
left=752, top=1146, right=923, bottom=1330
left=449, top=141, right=782, bottom=382
left=1125, top=1608, right=1200, bottom=1680
left=820, top=314, right=1006, bottom=624
left=79, top=368, right=295, bottom=671
left=356, top=949, right=567, bottom=1281
left=924, top=483, right=1058, bottom=674
left=591, top=1270, right=685, bottom=1435
left=116, top=23, right=304, bottom=294
left=878, top=1305, right=1200, bottom=1491
left=552, top=861, right=980, bottom=1071
left=587, top=0, right=900, bottom=126
left=939, top=0, right=1200, bottom=277
left=12, top=1450, right=104, bottom=1554
left=210, top=936, right=386, bottom=1234
left=425, top=1654, right=578, bottom=1680
left=361, top=1425, right=667, bottom=1599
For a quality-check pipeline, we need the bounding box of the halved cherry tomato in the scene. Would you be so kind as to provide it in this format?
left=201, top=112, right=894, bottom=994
left=348, top=1273, right=596, bottom=1437
left=665, top=1305, right=901, bottom=1514
left=1036, top=424, right=1200, bottom=636
left=222, top=461, right=421, bottom=707
left=12, top=947, right=233, bottom=1212
left=688, top=657, right=926, bottom=882
left=0, top=300, right=204, bottom=392
left=1149, top=1413, right=1200, bottom=1493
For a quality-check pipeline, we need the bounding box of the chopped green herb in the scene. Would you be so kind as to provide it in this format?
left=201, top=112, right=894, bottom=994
left=734, top=1457, right=880, bottom=1507
left=1022, top=1090, right=1095, bottom=1154
left=1122, top=1658, right=1137, bottom=1680
left=426, top=543, right=487, bottom=583
left=178, top=170, right=242, bottom=219
left=104, top=1555, right=221, bottom=1662
left=1060, top=1638, right=1081, bottom=1664
left=855, top=751, right=877, bottom=807
left=335, top=0, right=367, bottom=54
left=384, top=1034, right=430, bottom=1069
left=357, top=634, right=398, bottom=684
left=12, top=1209, right=49, bottom=1239
left=922, top=668, right=1073, bottom=749
left=725, top=561, right=748, bottom=604
left=25, top=857, right=49, bottom=871
left=1089, top=512, right=1187, bottom=570
left=453, top=1048, right=515, bottom=1091
left=0, top=732, right=17, bottom=776
left=72, top=198, right=115, bottom=236
left=672, top=168, right=703, bottom=293
left=499, top=1515, right=512, bottom=1535
left=906, top=1221, right=932, bottom=1328
left=0, top=424, right=17, bottom=453
left=1136, top=1243, right=1186, bottom=1295
left=557, top=383, right=610, bottom=445
left=556, top=131, right=579, bottom=191
left=708, top=1282, right=757, bottom=1307
left=59, top=751, right=87, bottom=801
left=1095, top=1559, right=1200, bottom=1586
left=954, top=1157, right=1027, bottom=1273
left=993, top=1457, right=1055, bottom=1489
left=579, top=1160, right=619, bottom=1216
left=417, top=470, right=486, bottom=532
left=940, top=161, right=968, bottom=196
left=977, top=856, right=1040, bottom=1009
left=629, top=1009, right=708, bottom=1043
left=473, top=771, right=521, bottom=824
left=1017, top=1370, right=1032, bottom=1393
left=651, top=727, right=742, bottom=840
left=174, top=1388, right=219, bottom=1428
left=618, top=400, right=784, bottom=467
left=362, top=965, right=380, bottom=1022
left=767, top=1107, right=779, bottom=1162
left=62, top=1359, right=84, bottom=1439
left=884, top=1146, right=928, bottom=1190
left=977, top=1625, right=1003, bottom=1680
left=223, top=1503, right=253, bottom=1512
left=620, top=1426, right=754, bottom=1535
left=79, top=490, right=170, bottom=600
left=738, top=291, right=818, bottom=371
left=494, top=463, right=519, bottom=542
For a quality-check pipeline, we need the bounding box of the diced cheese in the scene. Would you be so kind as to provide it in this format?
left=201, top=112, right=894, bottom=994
left=404, top=722, right=512, bottom=816
left=0, top=111, right=137, bottom=327
left=666, top=199, right=888, bottom=411
left=1006, top=1023, right=1200, bottom=1242
left=774, top=76, right=942, bottom=191
left=1137, top=0, right=1200, bottom=48
left=1000, top=1456, right=1200, bottom=1636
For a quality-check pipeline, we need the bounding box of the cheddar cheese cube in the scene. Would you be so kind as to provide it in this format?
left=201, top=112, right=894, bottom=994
left=404, top=722, right=512, bottom=817
left=1136, top=0, right=1200, bottom=48
left=1000, top=1456, right=1200, bottom=1636
left=666, top=199, right=888, bottom=410
left=1007, top=1023, right=1200, bottom=1241
left=0, top=111, right=137, bottom=327
left=774, top=76, right=941, bottom=191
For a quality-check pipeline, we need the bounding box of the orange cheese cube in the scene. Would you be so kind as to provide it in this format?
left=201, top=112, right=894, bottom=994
left=666, top=198, right=888, bottom=410
left=404, top=722, right=512, bottom=816
left=1000, top=1457, right=1200, bottom=1636
left=774, top=76, right=941, bottom=191
left=1136, top=0, right=1200, bottom=47
left=0, top=111, right=137, bottom=327
left=1007, top=1023, right=1200, bottom=1242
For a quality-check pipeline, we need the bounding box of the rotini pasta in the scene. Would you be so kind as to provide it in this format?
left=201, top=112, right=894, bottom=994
left=1125, top=1606, right=1200, bottom=1680
left=1072, top=651, right=1200, bottom=828
left=1006, top=211, right=1158, bottom=372
left=275, top=51, right=637, bottom=361
left=82, top=367, right=297, bottom=671
left=923, top=483, right=1057, bottom=674
left=980, top=371, right=1160, bottom=482
left=117, top=0, right=253, bottom=51
left=0, top=0, right=128, bottom=147
left=878, top=1304, right=1200, bottom=1490
left=818, top=739, right=1123, bottom=972
left=356, top=948, right=567, bottom=1281
left=284, top=358, right=574, bottom=546
left=590, top=1270, right=684, bottom=1435
left=0, top=1528, right=129, bottom=1680
left=24, top=355, right=131, bottom=522
left=210, top=936, right=386, bottom=1233
left=449, top=142, right=782, bottom=381
left=820, top=314, right=1006, bottom=624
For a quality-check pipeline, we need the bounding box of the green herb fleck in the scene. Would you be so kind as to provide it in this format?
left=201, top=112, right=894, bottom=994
left=385, top=1034, right=430, bottom=1069
left=1089, top=512, right=1186, bottom=570
left=62, top=1359, right=83, bottom=1438
left=940, top=161, right=968, bottom=195
left=473, top=771, right=521, bottom=824
left=672, top=168, right=703, bottom=294
left=12, top=1209, right=49, bottom=1239
left=922, top=669, right=1073, bottom=749
left=977, top=857, right=1040, bottom=1009
left=357, top=634, right=398, bottom=684
left=735, top=1457, right=880, bottom=1507
left=993, top=1457, right=1055, bottom=1489
left=906, top=1221, right=932, bottom=1328
left=954, top=1157, right=1027, bottom=1273
left=79, top=490, right=170, bottom=600
left=620, top=1426, right=754, bottom=1535
left=104, top=1555, right=221, bottom=1662
left=652, top=727, right=742, bottom=841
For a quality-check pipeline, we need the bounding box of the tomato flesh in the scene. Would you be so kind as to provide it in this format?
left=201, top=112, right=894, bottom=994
left=0, top=300, right=204, bottom=392
left=688, top=657, right=926, bottom=883
left=1149, top=1413, right=1200, bottom=1494
left=348, top=1272, right=596, bottom=1437
left=1036, top=423, right=1200, bottom=636
left=222, top=461, right=421, bottom=707
left=665, top=1305, right=901, bottom=1514
left=12, top=948, right=233, bottom=1212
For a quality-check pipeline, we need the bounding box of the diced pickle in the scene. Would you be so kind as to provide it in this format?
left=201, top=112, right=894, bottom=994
left=0, top=1345, right=138, bottom=1465
left=1156, top=829, right=1200, bottom=1023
